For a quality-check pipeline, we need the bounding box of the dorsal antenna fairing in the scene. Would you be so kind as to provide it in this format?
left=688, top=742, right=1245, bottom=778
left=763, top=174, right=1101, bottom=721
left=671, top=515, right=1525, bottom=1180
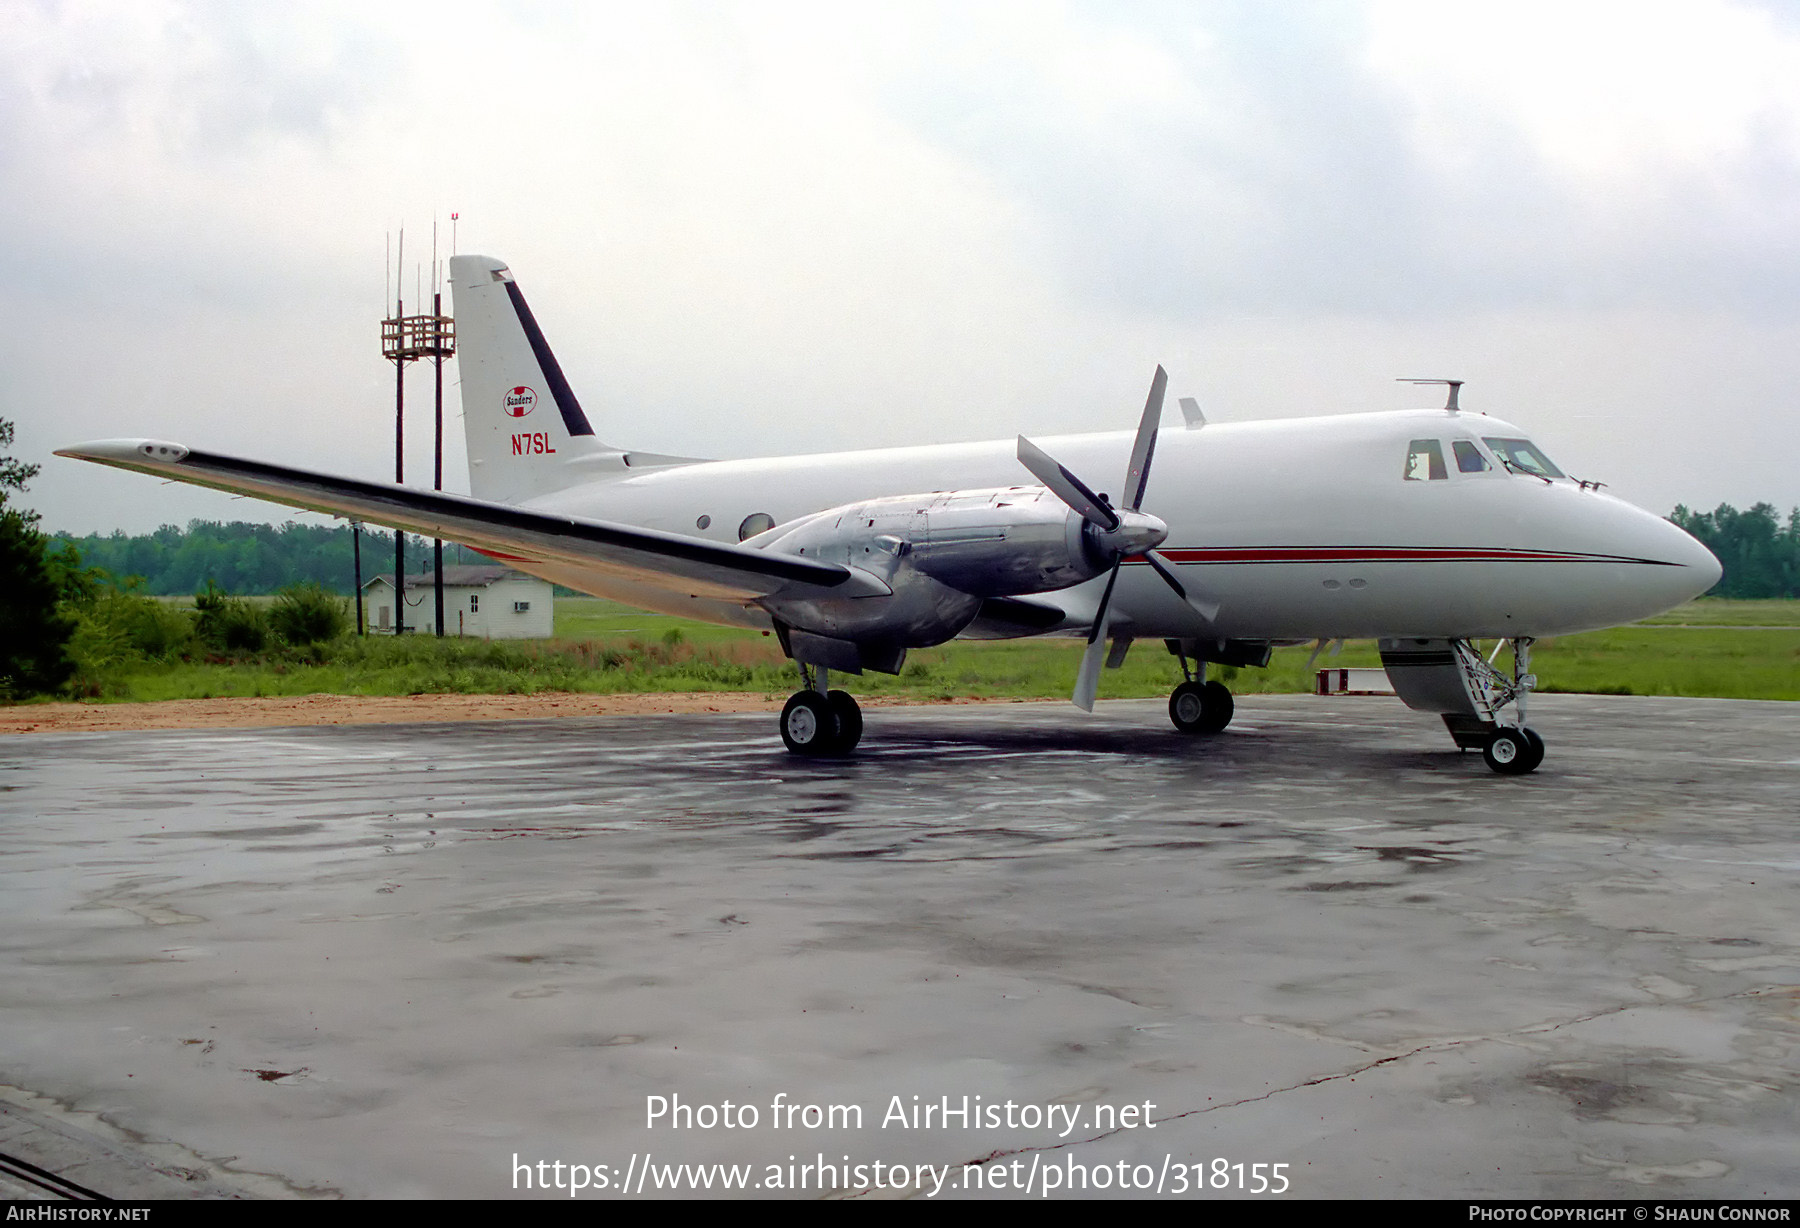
left=1399, top=378, right=1465, bottom=413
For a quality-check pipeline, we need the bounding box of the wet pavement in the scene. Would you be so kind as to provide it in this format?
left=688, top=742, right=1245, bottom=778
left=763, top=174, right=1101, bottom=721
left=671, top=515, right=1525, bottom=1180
left=0, top=694, right=1795, bottom=1199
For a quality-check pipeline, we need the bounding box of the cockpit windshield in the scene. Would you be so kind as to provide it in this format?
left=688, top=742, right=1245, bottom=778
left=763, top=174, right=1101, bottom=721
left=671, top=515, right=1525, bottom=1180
left=1482, top=437, right=1564, bottom=480
left=1451, top=440, right=1489, bottom=474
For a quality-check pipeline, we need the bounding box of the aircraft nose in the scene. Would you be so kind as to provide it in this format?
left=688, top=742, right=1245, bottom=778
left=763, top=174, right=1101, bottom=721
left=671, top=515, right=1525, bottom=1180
left=1631, top=505, right=1721, bottom=612
left=1564, top=497, right=1726, bottom=629
left=1670, top=519, right=1722, bottom=597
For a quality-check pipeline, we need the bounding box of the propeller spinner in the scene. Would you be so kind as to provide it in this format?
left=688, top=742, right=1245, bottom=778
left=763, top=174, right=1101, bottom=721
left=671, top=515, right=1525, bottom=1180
left=1017, top=366, right=1218, bottom=710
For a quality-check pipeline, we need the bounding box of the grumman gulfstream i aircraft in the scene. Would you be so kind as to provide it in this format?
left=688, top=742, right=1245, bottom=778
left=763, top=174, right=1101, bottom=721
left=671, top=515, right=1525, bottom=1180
left=60, top=255, right=1721, bottom=773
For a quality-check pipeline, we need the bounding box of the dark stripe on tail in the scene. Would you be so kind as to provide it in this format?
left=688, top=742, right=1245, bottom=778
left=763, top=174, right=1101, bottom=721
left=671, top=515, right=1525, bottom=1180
left=503, top=281, right=596, bottom=438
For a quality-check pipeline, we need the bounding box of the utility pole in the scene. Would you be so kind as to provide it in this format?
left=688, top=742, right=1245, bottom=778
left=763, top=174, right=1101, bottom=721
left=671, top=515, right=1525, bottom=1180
left=352, top=522, right=365, bottom=635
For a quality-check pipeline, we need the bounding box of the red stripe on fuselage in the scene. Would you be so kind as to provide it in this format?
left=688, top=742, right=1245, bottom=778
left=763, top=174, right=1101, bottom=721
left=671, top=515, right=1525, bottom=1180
left=1135, top=546, right=1670, bottom=565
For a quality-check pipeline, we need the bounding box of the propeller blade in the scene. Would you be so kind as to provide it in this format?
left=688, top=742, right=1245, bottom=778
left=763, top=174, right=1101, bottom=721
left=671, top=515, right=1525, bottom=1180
left=1072, top=560, right=1122, bottom=711
left=1121, top=365, right=1167, bottom=512
left=1017, top=435, right=1119, bottom=532
left=1144, top=549, right=1220, bottom=621
left=1028, top=365, right=1190, bottom=712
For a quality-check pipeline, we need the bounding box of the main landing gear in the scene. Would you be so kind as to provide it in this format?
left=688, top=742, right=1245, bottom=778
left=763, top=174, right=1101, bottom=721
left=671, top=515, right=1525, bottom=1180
left=780, top=665, right=863, bottom=756
left=1167, top=645, right=1234, bottom=736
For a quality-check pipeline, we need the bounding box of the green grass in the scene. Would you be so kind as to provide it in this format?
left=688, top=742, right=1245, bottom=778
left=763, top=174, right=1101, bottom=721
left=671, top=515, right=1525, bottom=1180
left=546, top=597, right=1800, bottom=701
left=552, top=598, right=766, bottom=645
left=103, top=634, right=796, bottom=703
left=1634, top=598, right=1800, bottom=627
left=45, top=597, right=1800, bottom=705
left=1531, top=627, right=1800, bottom=700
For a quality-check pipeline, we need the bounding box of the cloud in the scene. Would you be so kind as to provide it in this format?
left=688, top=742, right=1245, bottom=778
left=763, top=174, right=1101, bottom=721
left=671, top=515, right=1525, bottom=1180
left=6, top=1, right=1800, bottom=535
left=871, top=1, right=1800, bottom=318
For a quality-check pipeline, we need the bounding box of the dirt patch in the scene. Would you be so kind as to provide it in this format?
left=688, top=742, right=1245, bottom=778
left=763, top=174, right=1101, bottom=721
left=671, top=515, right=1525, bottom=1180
left=0, top=692, right=1030, bottom=735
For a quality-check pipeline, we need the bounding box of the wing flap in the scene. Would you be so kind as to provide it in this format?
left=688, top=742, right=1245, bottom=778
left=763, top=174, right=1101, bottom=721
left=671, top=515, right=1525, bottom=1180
left=57, top=439, right=885, bottom=603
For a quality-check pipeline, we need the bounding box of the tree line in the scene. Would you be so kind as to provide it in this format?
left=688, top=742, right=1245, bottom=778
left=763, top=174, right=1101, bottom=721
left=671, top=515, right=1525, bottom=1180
left=1668, top=503, right=1800, bottom=599
left=54, top=521, right=491, bottom=595
left=59, top=504, right=1800, bottom=602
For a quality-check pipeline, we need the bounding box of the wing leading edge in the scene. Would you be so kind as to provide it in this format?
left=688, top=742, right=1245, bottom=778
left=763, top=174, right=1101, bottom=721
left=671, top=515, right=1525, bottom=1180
left=55, top=440, right=887, bottom=604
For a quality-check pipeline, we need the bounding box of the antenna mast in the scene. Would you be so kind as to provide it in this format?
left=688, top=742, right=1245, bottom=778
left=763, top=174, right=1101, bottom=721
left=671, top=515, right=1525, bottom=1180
left=379, top=224, right=457, bottom=635
left=1399, top=378, right=1465, bottom=414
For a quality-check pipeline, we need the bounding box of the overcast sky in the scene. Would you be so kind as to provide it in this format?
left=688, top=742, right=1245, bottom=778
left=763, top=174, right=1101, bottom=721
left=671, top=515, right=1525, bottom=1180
left=7, top=0, right=1800, bottom=536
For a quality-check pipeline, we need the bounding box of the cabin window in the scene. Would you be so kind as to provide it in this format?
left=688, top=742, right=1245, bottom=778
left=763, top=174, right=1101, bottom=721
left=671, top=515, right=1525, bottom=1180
left=1404, top=439, right=1447, bottom=481
left=738, top=512, right=776, bottom=541
left=1452, top=440, right=1491, bottom=473
left=1482, top=437, right=1564, bottom=479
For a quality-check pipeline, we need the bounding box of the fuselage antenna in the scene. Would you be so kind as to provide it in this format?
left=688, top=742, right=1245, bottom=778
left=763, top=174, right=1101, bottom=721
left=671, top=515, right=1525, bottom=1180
left=1399, top=378, right=1464, bottom=414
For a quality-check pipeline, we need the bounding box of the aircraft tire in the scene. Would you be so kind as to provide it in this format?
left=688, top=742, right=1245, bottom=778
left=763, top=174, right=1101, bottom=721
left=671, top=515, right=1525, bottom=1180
left=1198, top=681, right=1234, bottom=733
left=1482, top=727, right=1540, bottom=775
left=1520, top=726, right=1545, bottom=773
left=826, top=690, right=863, bottom=753
left=780, top=691, right=837, bottom=755
left=1169, top=681, right=1233, bottom=735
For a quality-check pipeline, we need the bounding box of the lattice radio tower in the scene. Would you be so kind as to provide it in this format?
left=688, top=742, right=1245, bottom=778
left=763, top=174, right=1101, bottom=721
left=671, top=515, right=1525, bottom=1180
left=379, top=223, right=457, bottom=634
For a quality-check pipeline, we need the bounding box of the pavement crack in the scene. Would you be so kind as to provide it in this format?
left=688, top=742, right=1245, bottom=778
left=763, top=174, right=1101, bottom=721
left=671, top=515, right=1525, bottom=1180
left=954, top=982, right=1791, bottom=1175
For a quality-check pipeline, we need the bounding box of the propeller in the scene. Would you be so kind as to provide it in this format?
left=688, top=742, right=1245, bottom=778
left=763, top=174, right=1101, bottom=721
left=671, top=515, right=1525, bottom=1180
left=1017, top=365, right=1219, bottom=711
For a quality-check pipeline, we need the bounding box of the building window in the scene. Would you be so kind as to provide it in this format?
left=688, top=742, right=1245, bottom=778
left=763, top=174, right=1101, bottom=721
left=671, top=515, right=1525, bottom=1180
left=471, top=595, right=480, bottom=613
left=513, top=601, right=530, bottom=612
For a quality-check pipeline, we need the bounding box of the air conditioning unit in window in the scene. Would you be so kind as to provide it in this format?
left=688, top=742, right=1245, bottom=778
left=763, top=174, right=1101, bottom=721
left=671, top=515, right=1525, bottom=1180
left=513, top=601, right=530, bottom=612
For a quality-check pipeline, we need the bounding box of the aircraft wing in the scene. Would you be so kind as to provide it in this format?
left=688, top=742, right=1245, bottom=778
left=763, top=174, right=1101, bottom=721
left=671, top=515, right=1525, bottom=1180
left=55, top=440, right=888, bottom=603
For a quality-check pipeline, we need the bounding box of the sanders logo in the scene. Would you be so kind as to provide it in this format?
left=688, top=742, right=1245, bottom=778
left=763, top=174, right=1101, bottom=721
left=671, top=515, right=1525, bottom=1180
left=503, top=387, right=537, bottom=418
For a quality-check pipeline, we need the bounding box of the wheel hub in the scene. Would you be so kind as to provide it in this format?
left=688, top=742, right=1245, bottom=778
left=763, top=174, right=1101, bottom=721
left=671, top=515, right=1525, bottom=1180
left=787, top=708, right=819, bottom=744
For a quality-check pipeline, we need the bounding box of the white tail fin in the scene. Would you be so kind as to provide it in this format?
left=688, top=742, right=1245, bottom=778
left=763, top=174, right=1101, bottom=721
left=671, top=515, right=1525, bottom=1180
left=449, top=254, right=623, bottom=503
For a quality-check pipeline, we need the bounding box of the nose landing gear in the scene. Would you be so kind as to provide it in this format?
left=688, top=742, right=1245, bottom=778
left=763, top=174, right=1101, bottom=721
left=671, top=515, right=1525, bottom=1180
left=1383, top=636, right=1545, bottom=775
left=1482, top=724, right=1545, bottom=775
left=1476, top=637, right=1543, bottom=775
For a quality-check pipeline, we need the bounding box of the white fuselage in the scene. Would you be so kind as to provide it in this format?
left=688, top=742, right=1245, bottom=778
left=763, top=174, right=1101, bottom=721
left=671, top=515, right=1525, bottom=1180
left=515, top=407, right=1719, bottom=642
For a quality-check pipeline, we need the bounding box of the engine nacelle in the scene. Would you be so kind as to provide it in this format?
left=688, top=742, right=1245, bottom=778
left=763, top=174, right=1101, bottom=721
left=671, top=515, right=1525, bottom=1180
left=751, top=486, right=1114, bottom=653
left=765, top=487, right=1104, bottom=594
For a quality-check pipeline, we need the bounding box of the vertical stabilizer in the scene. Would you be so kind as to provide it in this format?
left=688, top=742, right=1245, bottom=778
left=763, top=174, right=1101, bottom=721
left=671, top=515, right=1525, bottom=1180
left=449, top=255, right=624, bottom=503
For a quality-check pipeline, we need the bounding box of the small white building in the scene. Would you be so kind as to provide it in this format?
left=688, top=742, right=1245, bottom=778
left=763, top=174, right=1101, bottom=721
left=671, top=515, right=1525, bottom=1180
left=361, top=566, right=555, bottom=638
